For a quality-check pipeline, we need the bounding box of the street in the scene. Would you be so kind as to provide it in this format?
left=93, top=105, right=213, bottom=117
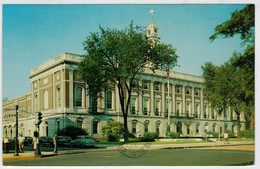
left=3, top=145, right=254, bottom=166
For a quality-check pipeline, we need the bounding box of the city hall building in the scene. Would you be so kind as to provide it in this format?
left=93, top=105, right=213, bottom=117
left=2, top=22, right=246, bottom=140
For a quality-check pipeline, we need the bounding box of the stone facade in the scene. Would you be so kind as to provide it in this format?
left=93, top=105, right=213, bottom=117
left=2, top=52, right=246, bottom=140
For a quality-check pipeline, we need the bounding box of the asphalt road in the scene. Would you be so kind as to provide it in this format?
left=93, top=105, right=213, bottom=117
left=3, top=145, right=254, bottom=166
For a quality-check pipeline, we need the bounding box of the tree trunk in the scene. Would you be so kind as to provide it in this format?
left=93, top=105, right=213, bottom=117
left=236, top=111, right=240, bottom=139
left=117, top=85, right=129, bottom=143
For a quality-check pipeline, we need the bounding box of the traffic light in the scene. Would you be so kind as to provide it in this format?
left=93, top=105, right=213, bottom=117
left=38, top=112, right=42, bottom=125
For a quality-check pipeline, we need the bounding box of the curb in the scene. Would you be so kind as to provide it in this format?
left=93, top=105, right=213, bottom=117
left=3, top=155, right=36, bottom=161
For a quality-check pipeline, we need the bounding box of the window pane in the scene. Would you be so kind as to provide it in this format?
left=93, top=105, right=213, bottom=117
left=75, top=87, right=82, bottom=107
left=93, top=121, right=98, bottom=134
left=106, top=90, right=112, bottom=109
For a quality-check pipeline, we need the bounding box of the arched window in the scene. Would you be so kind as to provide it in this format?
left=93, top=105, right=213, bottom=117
left=34, top=95, right=38, bottom=112
left=77, top=118, right=83, bottom=129
left=44, top=90, right=49, bottom=109
left=56, top=119, right=60, bottom=132
left=132, top=120, right=137, bottom=133
left=144, top=120, right=150, bottom=133
left=177, top=121, right=182, bottom=133
left=213, top=123, right=216, bottom=133
left=56, top=87, right=61, bottom=108
left=74, top=87, right=83, bottom=107
left=204, top=123, right=209, bottom=133
left=196, top=122, right=200, bottom=134
left=156, top=121, right=161, bottom=134
left=92, top=119, right=99, bottom=134
left=106, top=90, right=112, bottom=109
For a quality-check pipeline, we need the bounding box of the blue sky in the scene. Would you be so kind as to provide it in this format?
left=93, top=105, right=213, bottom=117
left=2, top=4, right=247, bottom=100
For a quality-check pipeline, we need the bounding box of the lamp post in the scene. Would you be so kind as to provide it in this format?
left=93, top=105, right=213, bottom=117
left=14, top=100, right=19, bottom=156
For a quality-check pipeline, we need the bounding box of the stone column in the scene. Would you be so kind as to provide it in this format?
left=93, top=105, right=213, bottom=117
left=61, top=69, right=65, bottom=111
left=209, top=105, right=212, bottom=120
left=200, top=89, right=204, bottom=119
left=69, top=69, right=74, bottom=109
left=192, top=87, right=195, bottom=118
left=150, top=81, right=154, bottom=116
left=138, top=81, right=143, bottom=116
left=172, top=84, right=175, bottom=116
left=182, top=85, right=186, bottom=117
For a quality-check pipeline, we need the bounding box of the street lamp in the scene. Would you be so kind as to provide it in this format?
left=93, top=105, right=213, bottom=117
left=14, top=99, right=19, bottom=156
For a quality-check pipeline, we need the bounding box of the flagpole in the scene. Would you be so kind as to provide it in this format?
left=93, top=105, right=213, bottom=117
left=167, top=65, right=170, bottom=136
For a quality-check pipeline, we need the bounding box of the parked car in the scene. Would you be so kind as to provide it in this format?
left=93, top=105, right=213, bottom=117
left=57, top=136, right=72, bottom=147
left=39, top=136, right=53, bottom=146
left=24, top=136, right=33, bottom=146
left=70, top=135, right=96, bottom=148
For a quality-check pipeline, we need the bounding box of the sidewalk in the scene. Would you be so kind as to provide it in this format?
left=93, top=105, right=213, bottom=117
left=2, top=141, right=254, bottom=161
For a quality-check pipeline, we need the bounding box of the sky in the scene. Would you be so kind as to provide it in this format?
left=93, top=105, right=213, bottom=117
left=2, top=4, right=248, bottom=100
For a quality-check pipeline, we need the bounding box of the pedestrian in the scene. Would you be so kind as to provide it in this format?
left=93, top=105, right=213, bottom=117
left=53, top=133, right=58, bottom=153
left=32, top=136, right=37, bottom=150
left=18, top=134, right=25, bottom=153
left=224, top=132, right=229, bottom=144
left=3, top=135, right=10, bottom=154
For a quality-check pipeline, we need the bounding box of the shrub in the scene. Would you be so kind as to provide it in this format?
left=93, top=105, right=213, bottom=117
left=102, top=121, right=124, bottom=142
left=57, top=126, right=88, bottom=140
left=140, top=132, right=159, bottom=142
left=169, top=132, right=180, bottom=138
left=240, top=130, right=254, bottom=138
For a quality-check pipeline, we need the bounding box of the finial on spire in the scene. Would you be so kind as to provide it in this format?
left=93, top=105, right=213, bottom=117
left=150, top=9, right=154, bottom=22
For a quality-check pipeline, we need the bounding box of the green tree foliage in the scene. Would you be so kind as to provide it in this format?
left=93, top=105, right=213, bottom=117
left=78, top=22, right=178, bottom=142
left=208, top=4, right=255, bottom=133
left=210, top=4, right=254, bottom=45
left=102, top=121, right=124, bottom=142
left=57, top=126, right=88, bottom=140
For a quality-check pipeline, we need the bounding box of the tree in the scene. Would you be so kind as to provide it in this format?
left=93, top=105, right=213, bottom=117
left=78, top=22, right=178, bottom=142
left=201, top=62, right=228, bottom=140
left=209, top=4, right=255, bottom=132
left=102, top=121, right=124, bottom=142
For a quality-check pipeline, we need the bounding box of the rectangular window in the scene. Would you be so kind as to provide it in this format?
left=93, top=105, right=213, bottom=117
left=186, top=87, right=190, bottom=95
left=106, top=90, right=112, bottom=109
left=131, top=98, right=136, bottom=115
left=155, top=100, right=160, bottom=116
left=155, top=82, right=160, bottom=91
left=195, top=89, right=199, bottom=96
left=143, top=99, right=148, bottom=115
left=143, top=80, right=148, bottom=89
left=176, top=86, right=181, bottom=93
